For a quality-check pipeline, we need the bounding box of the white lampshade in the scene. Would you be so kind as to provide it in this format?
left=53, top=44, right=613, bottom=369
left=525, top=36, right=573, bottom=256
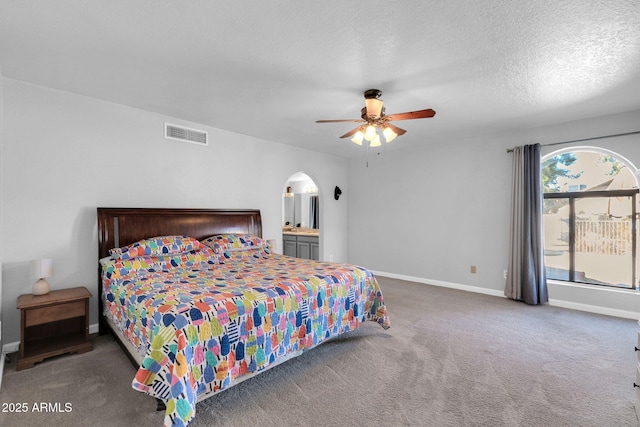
left=383, top=126, right=397, bottom=142
left=31, top=258, right=53, bottom=279
left=351, top=131, right=364, bottom=145
left=364, top=125, right=377, bottom=141
left=364, top=98, right=384, bottom=118
left=30, top=259, right=53, bottom=295
left=369, top=135, right=382, bottom=147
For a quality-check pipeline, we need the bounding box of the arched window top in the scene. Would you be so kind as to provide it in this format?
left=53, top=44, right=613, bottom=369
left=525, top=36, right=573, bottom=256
left=542, top=146, right=639, bottom=193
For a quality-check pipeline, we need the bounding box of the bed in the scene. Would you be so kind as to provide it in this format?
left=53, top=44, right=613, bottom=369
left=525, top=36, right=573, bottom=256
left=97, top=208, right=390, bottom=427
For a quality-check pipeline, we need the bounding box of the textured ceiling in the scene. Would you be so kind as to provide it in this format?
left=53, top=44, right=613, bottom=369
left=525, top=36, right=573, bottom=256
left=1, top=1, right=639, bottom=158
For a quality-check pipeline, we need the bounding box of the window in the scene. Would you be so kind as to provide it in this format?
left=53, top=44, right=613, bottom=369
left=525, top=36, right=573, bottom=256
left=542, top=148, right=639, bottom=290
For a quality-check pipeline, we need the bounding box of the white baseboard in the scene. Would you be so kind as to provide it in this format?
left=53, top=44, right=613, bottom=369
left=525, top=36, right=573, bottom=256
left=371, top=270, right=506, bottom=298
left=372, top=270, right=640, bottom=320
left=3, top=341, right=19, bottom=354
left=89, top=322, right=99, bottom=335
left=548, top=298, right=640, bottom=320
left=2, top=323, right=100, bottom=355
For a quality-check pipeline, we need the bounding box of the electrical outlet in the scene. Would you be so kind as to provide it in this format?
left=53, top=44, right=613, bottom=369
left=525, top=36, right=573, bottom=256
left=503, top=270, right=508, bottom=279
left=329, top=254, right=334, bottom=262
left=470, top=265, right=477, bottom=274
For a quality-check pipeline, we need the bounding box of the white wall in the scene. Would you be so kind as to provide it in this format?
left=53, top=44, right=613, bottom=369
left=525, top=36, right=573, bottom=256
left=0, top=78, right=349, bottom=345
left=348, top=109, right=640, bottom=318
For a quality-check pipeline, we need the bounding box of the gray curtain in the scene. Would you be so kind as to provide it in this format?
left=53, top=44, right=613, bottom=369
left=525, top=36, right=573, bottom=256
left=505, top=143, right=548, bottom=305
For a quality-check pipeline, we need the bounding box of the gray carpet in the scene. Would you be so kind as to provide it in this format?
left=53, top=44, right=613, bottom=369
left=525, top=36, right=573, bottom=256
left=1, top=277, right=638, bottom=426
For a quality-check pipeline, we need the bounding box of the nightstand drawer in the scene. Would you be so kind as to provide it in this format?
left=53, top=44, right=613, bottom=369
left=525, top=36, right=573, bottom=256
left=25, top=300, right=85, bottom=327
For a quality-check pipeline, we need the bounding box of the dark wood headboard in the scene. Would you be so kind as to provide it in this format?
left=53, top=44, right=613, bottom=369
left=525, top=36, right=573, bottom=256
left=96, top=207, right=262, bottom=333
left=97, top=208, right=262, bottom=259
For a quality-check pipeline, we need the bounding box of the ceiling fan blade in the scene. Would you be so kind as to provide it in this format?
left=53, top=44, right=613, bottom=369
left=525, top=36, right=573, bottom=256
left=385, top=108, right=436, bottom=121
left=315, top=119, right=365, bottom=123
left=339, top=127, right=363, bottom=139
left=386, top=123, right=407, bottom=136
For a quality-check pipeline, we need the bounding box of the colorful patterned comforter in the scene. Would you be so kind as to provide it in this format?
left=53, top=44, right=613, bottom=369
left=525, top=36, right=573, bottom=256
left=100, top=247, right=390, bottom=427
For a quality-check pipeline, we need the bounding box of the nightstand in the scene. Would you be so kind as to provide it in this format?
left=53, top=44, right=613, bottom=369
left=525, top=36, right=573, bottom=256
left=16, top=286, right=92, bottom=371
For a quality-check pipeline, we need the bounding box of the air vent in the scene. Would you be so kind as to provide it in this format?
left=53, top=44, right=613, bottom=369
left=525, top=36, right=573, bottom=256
left=164, top=123, right=208, bottom=146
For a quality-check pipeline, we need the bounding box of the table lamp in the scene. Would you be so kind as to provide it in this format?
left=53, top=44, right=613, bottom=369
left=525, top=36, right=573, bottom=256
left=30, top=258, right=53, bottom=295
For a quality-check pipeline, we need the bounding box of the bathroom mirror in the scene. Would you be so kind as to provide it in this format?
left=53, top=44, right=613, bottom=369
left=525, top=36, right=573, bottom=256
left=282, top=172, right=319, bottom=229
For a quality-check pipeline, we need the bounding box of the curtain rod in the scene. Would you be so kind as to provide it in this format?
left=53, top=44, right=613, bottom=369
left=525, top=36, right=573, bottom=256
left=506, top=130, right=640, bottom=153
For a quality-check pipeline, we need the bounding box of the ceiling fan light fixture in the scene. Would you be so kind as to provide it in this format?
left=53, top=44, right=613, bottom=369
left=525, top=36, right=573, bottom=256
left=364, top=98, right=384, bottom=119
left=351, top=130, right=364, bottom=145
left=315, top=89, right=435, bottom=149
left=364, top=125, right=377, bottom=141
left=383, top=126, right=397, bottom=142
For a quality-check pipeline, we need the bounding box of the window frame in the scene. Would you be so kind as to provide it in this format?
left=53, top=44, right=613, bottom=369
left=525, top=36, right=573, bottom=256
left=544, top=188, right=639, bottom=289
left=542, top=146, right=640, bottom=290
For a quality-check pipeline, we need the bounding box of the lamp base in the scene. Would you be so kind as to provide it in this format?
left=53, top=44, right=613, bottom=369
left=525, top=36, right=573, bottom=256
left=32, top=279, right=50, bottom=296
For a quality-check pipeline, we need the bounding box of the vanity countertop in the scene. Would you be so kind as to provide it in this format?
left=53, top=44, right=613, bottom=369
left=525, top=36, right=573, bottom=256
left=282, top=229, right=319, bottom=237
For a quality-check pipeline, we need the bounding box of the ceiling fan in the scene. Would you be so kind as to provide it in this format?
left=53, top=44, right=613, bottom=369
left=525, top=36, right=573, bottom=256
left=316, top=89, right=436, bottom=147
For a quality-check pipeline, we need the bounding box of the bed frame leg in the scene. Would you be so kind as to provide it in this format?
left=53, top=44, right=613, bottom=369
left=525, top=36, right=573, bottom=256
left=156, top=399, right=166, bottom=411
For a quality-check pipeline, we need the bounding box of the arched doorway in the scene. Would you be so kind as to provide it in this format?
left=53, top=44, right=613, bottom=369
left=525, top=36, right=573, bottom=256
left=282, top=172, right=320, bottom=260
